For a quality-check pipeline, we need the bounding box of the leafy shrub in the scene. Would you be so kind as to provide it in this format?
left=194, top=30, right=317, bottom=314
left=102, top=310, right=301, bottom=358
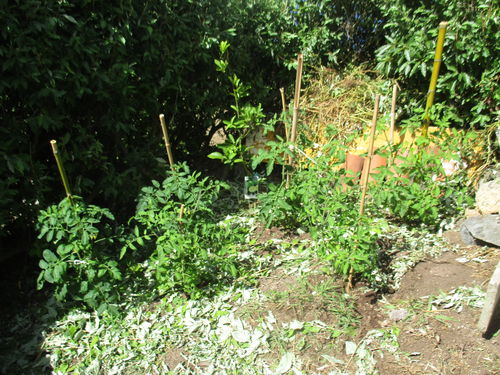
left=127, top=163, right=249, bottom=298
left=258, top=161, right=382, bottom=281
left=36, top=197, right=123, bottom=313
left=370, top=126, right=474, bottom=228
left=375, top=0, right=499, bottom=129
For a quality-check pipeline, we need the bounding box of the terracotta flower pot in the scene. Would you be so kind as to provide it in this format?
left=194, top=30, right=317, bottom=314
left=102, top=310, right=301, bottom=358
left=345, top=153, right=365, bottom=182
left=368, top=154, right=387, bottom=182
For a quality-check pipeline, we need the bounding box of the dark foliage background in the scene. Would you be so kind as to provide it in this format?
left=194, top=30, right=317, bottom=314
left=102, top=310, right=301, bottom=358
left=0, top=0, right=497, bottom=240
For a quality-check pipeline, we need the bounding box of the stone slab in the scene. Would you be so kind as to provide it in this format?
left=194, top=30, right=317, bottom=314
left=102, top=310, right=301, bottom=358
left=478, top=261, right=500, bottom=337
left=462, top=215, right=500, bottom=247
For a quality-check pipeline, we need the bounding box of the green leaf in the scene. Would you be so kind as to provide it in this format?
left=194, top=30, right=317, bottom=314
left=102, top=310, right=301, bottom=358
left=43, top=249, right=58, bottom=263
left=44, top=270, right=55, bottom=283
left=62, top=14, right=78, bottom=24
left=208, top=152, right=224, bottom=160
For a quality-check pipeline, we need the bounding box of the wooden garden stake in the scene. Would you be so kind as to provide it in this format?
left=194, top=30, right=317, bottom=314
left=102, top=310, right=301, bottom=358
left=178, top=204, right=185, bottom=221
left=286, top=54, right=304, bottom=188
left=359, top=95, right=380, bottom=216
left=159, top=114, right=175, bottom=167
left=50, top=140, right=74, bottom=205
left=280, top=87, right=289, bottom=142
left=290, top=53, right=304, bottom=145
left=388, top=83, right=398, bottom=166
left=347, top=95, right=379, bottom=292
left=422, top=21, right=448, bottom=138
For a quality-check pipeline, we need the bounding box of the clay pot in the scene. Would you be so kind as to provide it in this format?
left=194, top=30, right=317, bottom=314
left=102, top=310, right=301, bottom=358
left=341, top=153, right=365, bottom=190
left=368, top=154, right=387, bottom=182
left=345, top=153, right=365, bottom=181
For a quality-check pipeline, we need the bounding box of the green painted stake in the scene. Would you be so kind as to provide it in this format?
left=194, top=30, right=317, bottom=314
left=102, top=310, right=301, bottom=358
left=50, top=140, right=74, bottom=205
left=422, top=21, right=448, bottom=138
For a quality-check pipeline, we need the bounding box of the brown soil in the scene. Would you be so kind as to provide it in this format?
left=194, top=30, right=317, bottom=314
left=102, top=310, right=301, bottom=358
left=249, top=228, right=500, bottom=374
left=366, top=230, right=500, bottom=375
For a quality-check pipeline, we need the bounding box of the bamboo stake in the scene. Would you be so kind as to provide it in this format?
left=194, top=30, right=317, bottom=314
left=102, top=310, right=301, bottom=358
left=159, top=114, right=175, bottom=167
left=290, top=54, right=304, bottom=144
left=178, top=204, right=185, bottom=221
left=359, top=95, right=380, bottom=216
left=422, top=21, right=448, bottom=138
left=388, top=83, right=398, bottom=167
left=286, top=54, right=304, bottom=188
left=279, top=87, right=289, bottom=142
left=50, top=140, right=74, bottom=205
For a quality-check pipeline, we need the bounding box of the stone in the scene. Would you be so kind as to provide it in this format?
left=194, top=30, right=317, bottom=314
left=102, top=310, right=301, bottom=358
left=478, top=261, right=500, bottom=337
left=464, top=208, right=481, bottom=218
left=389, top=309, right=408, bottom=322
left=476, top=179, right=500, bottom=215
left=461, top=215, right=500, bottom=247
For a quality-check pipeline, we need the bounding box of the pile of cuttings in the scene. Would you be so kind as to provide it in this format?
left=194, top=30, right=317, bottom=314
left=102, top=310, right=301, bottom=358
left=298, top=66, right=389, bottom=147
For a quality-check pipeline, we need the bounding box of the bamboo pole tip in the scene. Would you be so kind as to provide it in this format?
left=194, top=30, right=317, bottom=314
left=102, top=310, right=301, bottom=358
left=50, top=140, right=58, bottom=152
left=279, top=87, right=284, bottom=92
left=439, top=21, right=449, bottom=28
left=159, top=113, right=165, bottom=121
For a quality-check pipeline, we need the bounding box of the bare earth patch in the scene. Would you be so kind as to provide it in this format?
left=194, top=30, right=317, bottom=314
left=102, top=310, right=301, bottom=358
left=363, top=230, right=500, bottom=375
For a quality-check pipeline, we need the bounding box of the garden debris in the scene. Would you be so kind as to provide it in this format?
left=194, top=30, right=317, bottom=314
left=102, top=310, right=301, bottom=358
left=373, top=224, right=450, bottom=290
left=460, top=214, right=500, bottom=247
left=423, top=286, right=486, bottom=312
left=299, top=66, right=387, bottom=148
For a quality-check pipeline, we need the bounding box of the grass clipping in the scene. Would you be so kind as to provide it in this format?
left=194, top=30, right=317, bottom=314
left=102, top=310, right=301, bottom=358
left=298, top=66, right=386, bottom=147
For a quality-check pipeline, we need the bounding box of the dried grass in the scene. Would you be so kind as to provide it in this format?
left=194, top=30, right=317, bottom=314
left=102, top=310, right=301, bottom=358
left=298, top=66, right=387, bottom=147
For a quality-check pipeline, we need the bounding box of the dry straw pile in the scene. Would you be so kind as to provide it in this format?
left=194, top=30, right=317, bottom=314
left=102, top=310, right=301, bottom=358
left=298, top=66, right=387, bottom=147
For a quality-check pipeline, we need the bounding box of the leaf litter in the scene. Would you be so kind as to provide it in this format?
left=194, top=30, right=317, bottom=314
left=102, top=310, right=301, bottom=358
left=1, top=216, right=493, bottom=375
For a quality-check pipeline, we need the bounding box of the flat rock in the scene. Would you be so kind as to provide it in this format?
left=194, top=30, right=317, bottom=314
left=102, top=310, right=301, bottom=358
left=476, top=179, right=500, bottom=215
left=461, top=215, right=500, bottom=247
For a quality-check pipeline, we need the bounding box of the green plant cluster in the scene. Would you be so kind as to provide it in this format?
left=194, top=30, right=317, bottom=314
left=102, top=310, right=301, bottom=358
left=36, top=164, right=250, bottom=311
left=375, top=0, right=499, bottom=129
left=370, top=111, right=476, bottom=228
left=128, top=163, right=249, bottom=298
left=371, top=150, right=472, bottom=229
left=36, top=197, right=123, bottom=313
left=258, top=155, right=383, bottom=281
